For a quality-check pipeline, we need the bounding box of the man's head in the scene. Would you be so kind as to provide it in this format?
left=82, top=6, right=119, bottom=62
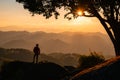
left=36, top=44, right=39, bottom=47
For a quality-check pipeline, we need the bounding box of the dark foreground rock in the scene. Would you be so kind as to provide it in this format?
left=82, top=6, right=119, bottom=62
left=71, top=56, right=120, bottom=80
left=0, top=61, right=68, bottom=80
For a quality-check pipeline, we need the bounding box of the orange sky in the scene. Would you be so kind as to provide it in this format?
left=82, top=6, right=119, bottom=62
left=0, top=0, right=106, bottom=33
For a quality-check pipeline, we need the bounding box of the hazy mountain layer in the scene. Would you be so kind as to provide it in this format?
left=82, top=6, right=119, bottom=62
left=0, top=31, right=115, bottom=57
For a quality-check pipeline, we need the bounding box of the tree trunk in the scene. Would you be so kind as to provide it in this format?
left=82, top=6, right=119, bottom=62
left=99, top=19, right=120, bottom=56
left=90, top=5, right=120, bottom=56
left=114, top=45, right=120, bottom=56
left=98, top=18, right=120, bottom=56
left=109, top=21, right=120, bottom=56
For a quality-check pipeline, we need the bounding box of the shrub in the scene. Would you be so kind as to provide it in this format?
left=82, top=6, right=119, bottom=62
left=78, top=51, right=105, bottom=70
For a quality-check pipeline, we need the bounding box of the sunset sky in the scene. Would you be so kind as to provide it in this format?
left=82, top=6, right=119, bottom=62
left=0, top=0, right=106, bottom=33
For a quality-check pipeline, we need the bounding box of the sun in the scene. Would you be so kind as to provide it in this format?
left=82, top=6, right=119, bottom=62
left=77, top=11, right=83, bottom=16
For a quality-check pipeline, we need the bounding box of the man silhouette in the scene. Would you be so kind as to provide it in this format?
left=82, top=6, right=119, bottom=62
left=33, top=44, right=40, bottom=63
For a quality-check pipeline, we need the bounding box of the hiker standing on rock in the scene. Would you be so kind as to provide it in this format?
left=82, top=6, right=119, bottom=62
left=33, top=44, right=40, bottom=63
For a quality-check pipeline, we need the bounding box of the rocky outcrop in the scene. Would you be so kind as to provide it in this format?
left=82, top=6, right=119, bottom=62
left=0, top=61, right=68, bottom=80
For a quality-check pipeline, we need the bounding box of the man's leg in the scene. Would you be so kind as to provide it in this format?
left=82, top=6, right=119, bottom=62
left=33, top=54, right=36, bottom=63
left=36, top=55, right=39, bottom=63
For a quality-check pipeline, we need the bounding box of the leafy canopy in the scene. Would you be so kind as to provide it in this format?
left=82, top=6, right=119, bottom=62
left=16, top=0, right=120, bottom=21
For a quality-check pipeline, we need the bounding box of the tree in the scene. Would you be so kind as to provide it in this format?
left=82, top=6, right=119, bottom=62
left=16, top=0, right=120, bottom=56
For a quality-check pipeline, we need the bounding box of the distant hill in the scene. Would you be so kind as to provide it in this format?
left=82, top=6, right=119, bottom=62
left=0, top=31, right=115, bottom=58
left=0, top=48, right=80, bottom=67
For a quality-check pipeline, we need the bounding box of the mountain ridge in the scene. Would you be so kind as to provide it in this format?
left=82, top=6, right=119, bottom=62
left=0, top=31, right=115, bottom=57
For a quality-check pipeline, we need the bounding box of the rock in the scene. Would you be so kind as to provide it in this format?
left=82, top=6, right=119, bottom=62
left=0, top=61, right=68, bottom=80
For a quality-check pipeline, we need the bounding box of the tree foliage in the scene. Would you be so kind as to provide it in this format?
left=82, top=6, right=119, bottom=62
left=16, top=0, right=120, bottom=19
left=16, top=0, right=120, bottom=56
